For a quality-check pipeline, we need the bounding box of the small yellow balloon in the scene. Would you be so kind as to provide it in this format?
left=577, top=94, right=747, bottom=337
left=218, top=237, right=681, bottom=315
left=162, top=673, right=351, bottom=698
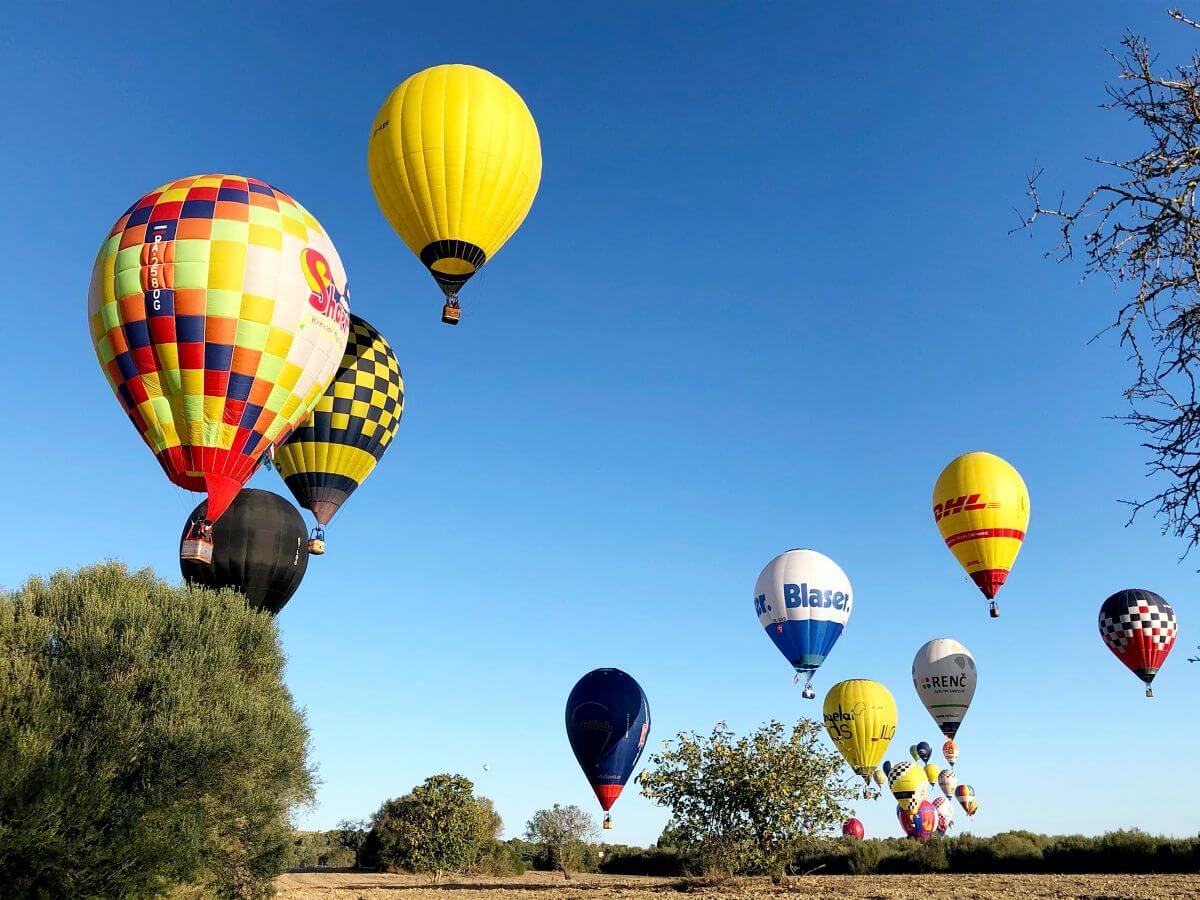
left=368, top=64, right=542, bottom=322
left=924, top=763, right=940, bottom=785
left=823, top=680, right=897, bottom=795
left=933, top=451, right=1030, bottom=617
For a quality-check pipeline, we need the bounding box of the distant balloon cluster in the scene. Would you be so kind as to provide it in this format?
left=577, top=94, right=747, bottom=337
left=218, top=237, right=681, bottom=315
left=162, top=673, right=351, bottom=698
left=87, top=65, right=541, bottom=614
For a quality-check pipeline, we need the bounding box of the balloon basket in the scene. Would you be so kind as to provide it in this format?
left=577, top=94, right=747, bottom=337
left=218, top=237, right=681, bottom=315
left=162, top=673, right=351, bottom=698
left=988, top=601, right=999, bottom=618
left=1146, top=686, right=1154, bottom=698
left=180, top=537, right=213, bottom=564
left=801, top=684, right=815, bottom=700
left=602, top=815, right=612, bottom=830
left=307, top=538, right=326, bottom=555
left=441, top=303, right=461, bottom=325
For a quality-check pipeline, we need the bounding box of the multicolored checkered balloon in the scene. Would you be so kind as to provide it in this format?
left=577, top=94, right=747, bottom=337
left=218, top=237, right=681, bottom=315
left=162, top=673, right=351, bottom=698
left=274, top=314, right=404, bottom=531
left=1098, top=588, right=1178, bottom=697
left=88, top=174, right=351, bottom=524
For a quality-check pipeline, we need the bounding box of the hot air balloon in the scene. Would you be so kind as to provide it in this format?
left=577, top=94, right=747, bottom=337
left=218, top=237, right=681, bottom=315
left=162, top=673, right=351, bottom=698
left=842, top=818, right=864, bottom=840
left=955, top=784, right=977, bottom=816
left=923, top=763, right=939, bottom=785
left=909, top=745, right=920, bottom=764
left=937, top=769, right=957, bottom=799
left=368, top=64, right=542, bottom=325
left=755, top=549, right=853, bottom=699
left=89, top=175, right=351, bottom=561
left=565, top=668, right=650, bottom=830
left=932, top=452, right=1029, bottom=617
left=931, top=795, right=955, bottom=835
left=942, top=739, right=958, bottom=767
left=881, top=760, right=892, bottom=777
left=1098, top=589, right=1178, bottom=697
left=887, top=761, right=928, bottom=806
left=274, top=314, right=404, bottom=553
left=897, top=801, right=937, bottom=842
left=179, top=489, right=308, bottom=615
left=822, top=680, right=896, bottom=798
left=913, top=639, right=977, bottom=743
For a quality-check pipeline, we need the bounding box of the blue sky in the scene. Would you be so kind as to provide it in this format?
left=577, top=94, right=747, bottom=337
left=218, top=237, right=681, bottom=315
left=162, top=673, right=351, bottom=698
left=4, top=2, right=1199, bottom=845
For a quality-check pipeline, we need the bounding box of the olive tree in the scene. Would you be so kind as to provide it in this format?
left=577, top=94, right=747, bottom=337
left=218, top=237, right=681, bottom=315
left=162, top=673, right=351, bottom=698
left=524, top=804, right=597, bottom=877
left=363, top=774, right=501, bottom=879
left=638, top=719, right=854, bottom=882
left=0, top=562, right=314, bottom=898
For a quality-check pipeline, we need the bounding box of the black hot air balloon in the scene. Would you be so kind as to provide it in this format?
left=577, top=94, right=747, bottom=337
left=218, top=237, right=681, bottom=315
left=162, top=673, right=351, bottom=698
left=180, top=489, right=308, bottom=615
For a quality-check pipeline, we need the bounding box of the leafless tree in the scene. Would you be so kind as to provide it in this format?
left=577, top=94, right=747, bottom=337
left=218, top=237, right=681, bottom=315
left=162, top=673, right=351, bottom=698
left=1023, top=10, right=1200, bottom=559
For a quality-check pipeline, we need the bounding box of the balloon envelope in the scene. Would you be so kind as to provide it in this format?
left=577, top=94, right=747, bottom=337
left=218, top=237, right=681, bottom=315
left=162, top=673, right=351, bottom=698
left=368, top=64, right=542, bottom=315
left=938, top=769, right=957, bottom=799
left=942, top=739, right=958, bottom=766
left=932, top=795, right=955, bottom=835
left=932, top=452, right=1029, bottom=611
left=754, top=549, right=853, bottom=692
left=275, top=314, right=404, bottom=526
left=822, top=680, right=896, bottom=790
left=955, top=784, right=978, bottom=816
left=897, top=801, right=937, bottom=842
left=842, top=818, right=864, bottom=840
left=1098, top=589, right=1178, bottom=694
left=179, top=489, right=308, bottom=614
left=887, top=761, right=927, bottom=804
left=89, top=175, right=351, bottom=523
left=912, top=638, right=977, bottom=739
left=565, top=669, right=650, bottom=816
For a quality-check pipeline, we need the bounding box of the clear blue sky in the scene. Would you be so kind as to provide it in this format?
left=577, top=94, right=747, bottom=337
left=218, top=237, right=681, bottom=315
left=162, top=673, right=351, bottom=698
left=4, top=3, right=1199, bottom=845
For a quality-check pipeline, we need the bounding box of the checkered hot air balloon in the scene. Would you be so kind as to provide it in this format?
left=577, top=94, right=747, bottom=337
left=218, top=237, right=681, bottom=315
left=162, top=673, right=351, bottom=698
left=273, top=315, right=404, bottom=553
left=1098, top=589, right=1178, bottom=697
left=88, top=175, right=350, bottom=560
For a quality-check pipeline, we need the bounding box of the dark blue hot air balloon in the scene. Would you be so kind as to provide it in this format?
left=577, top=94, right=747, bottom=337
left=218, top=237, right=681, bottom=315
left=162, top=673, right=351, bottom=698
left=565, top=668, right=651, bottom=830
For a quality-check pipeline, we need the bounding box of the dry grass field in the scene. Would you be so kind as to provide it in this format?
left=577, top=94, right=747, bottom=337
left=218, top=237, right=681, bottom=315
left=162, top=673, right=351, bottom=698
left=274, top=870, right=1200, bottom=899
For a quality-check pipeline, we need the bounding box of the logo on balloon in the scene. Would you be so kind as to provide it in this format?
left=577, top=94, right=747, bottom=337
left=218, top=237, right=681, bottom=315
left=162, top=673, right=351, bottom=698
left=922, top=674, right=968, bottom=690
left=933, top=493, right=998, bottom=522
left=301, top=247, right=350, bottom=332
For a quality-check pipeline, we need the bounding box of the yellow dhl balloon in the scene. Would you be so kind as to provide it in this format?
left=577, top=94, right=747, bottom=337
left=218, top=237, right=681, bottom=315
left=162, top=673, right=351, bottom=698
left=368, top=64, right=542, bottom=324
left=823, top=680, right=896, bottom=793
left=932, top=451, right=1029, bottom=616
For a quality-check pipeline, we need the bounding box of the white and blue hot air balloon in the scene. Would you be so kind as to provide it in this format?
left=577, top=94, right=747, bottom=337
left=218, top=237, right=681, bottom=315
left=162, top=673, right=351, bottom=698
left=753, top=549, right=853, bottom=699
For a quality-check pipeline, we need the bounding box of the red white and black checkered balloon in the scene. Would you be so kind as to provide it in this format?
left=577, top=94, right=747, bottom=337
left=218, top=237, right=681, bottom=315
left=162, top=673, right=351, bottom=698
left=1098, top=589, right=1177, bottom=693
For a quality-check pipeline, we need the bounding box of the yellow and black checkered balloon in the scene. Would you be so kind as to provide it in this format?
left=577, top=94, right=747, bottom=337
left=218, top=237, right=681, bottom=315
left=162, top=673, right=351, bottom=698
left=275, top=315, right=403, bottom=524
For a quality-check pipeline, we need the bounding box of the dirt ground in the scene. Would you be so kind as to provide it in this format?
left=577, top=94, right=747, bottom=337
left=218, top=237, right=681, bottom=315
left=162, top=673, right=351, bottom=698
left=274, top=870, right=1200, bottom=899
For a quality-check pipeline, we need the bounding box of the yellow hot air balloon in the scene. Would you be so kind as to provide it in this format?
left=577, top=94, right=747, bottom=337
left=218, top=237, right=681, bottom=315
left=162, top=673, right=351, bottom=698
left=886, top=761, right=927, bottom=804
left=823, top=680, right=897, bottom=798
left=368, top=64, right=542, bottom=325
left=932, top=451, right=1030, bottom=617
left=924, top=763, right=940, bottom=785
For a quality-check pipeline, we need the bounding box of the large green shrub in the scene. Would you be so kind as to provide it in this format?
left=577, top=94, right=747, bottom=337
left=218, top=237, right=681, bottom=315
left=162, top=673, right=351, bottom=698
left=0, top=563, right=314, bottom=898
left=362, top=774, right=500, bottom=877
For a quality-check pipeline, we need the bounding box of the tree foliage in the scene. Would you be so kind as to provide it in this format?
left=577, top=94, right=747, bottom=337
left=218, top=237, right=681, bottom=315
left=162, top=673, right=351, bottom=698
left=638, top=719, right=854, bottom=881
left=524, top=804, right=597, bottom=877
left=1025, top=11, right=1200, bottom=552
left=0, top=562, right=314, bottom=898
left=362, top=774, right=501, bottom=878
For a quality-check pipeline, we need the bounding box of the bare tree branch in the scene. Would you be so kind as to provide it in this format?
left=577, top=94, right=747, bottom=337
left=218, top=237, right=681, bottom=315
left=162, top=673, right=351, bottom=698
left=1021, top=18, right=1200, bottom=557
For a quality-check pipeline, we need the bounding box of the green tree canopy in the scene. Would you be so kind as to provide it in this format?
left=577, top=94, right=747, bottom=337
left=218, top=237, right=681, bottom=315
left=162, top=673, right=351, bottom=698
left=639, top=719, right=855, bottom=881
left=363, top=774, right=501, bottom=878
left=0, top=562, right=314, bottom=898
left=524, top=803, right=597, bottom=877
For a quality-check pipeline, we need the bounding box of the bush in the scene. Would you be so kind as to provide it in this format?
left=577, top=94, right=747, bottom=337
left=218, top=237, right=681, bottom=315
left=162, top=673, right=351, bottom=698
left=599, top=845, right=685, bottom=876
left=362, top=774, right=500, bottom=877
left=0, top=563, right=314, bottom=898
left=472, top=841, right=526, bottom=875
